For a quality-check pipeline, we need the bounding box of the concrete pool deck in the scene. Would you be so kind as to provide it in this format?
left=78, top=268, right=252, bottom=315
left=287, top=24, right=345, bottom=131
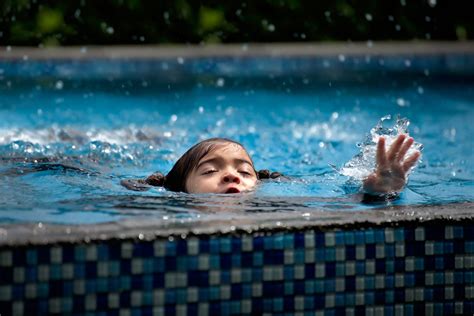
left=1, top=41, right=474, bottom=60
left=1, top=202, right=472, bottom=246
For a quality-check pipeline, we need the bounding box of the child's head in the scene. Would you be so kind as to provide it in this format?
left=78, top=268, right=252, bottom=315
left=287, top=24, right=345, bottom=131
left=160, top=138, right=258, bottom=194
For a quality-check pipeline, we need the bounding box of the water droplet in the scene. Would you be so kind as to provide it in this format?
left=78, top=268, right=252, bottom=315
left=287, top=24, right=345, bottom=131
left=168, top=236, right=174, bottom=241
left=80, top=47, right=87, bottom=54
left=55, top=80, right=64, bottom=90
left=170, top=114, right=178, bottom=122
left=428, top=0, right=436, bottom=7
left=395, top=24, right=401, bottom=31
left=198, top=106, right=204, bottom=113
left=365, top=13, right=373, bottom=21
left=366, top=40, right=373, bottom=47
left=138, top=233, right=144, bottom=240
left=6, top=46, right=12, bottom=52
left=417, top=86, right=424, bottom=94
left=106, top=27, right=114, bottom=34
left=216, top=78, right=225, bottom=87
left=177, top=57, right=185, bottom=64
left=22, top=55, right=29, bottom=61
left=404, top=60, right=411, bottom=67
left=267, top=24, right=275, bottom=32
left=338, top=54, right=346, bottom=62
left=396, top=98, right=407, bottom=107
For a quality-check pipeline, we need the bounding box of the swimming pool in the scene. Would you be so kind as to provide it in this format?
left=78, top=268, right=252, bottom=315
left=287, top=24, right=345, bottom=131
left=0, top=43, right=473, bottom=314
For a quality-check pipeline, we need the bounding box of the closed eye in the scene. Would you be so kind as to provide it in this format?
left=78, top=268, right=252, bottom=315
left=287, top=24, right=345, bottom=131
left=202, top=169, right=217, bottom=175
left=239, top=171, right=253, bottom=176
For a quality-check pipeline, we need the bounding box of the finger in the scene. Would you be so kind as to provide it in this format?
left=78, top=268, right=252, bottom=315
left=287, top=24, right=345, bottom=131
left=397, top=137, right=414, bottom=161
left=376, top=137, right=388, bottom=169
left=403, top=151, right=421, bottom=172
left=387, top=134, right=407, bottom=161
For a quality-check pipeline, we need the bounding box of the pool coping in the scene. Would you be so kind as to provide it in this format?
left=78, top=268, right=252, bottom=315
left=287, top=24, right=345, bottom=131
left=0, top=202, right=472, bottom=247
left=1, top=41, right=474, bottom=60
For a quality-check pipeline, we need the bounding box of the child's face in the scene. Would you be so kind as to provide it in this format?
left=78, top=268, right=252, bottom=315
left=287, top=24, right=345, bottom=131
left=185, top=143, right=258, bottom=194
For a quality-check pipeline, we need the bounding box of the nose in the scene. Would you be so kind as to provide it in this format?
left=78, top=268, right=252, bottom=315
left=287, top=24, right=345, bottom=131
left=223, top=173, right=241, bottom=184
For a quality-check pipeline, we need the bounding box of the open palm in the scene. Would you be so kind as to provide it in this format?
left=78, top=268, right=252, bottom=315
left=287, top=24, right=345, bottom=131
left=363, top=134, right=421, bottom=195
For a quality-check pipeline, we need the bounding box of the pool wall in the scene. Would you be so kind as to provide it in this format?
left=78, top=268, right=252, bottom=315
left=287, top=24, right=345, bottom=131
left=1, top=216, right=473, bottom=315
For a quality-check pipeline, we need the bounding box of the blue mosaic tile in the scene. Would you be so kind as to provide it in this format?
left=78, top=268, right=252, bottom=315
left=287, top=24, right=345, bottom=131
left=1, top=222, right=473, bottom=315
left=231, top=237, right=241, bottom=252
left=355, top=261, right=365, bottom=275
left=365, top=244, right=376, bottom=259
left=405, top=273, right=415, bottom=287
left=26, top=249, right=38, bottom=265
left=346, top=245, right=355, bottom=260
left=198, top=238, right=210, bottom=253
left=283, top=297, right=294, bottom=311
left=284, top=281, right=293, bottom=295
left=221, top=270, right=231, bottom=284
left=365, top=276, right=375, bottom=289
left=177, top=256, right=189, bottom=270
left=453, top=226, right=464, bottom=239
left=395, top=228, right=405, bottom=242
left=325, top=248, right=336, bottom=261
left=165, top=241, right=176, bottom=256
left=324, top=279, right=335, bottom=292
left=133, top=242, right=153, bottom=258
left=165, top=256, right=176, bottom=270
left=294, top=248, right=305, bottom=264
left=315, top=280, right=324, bottom=293
left=252, top=252, right=263, bottom=266
left=252, top=268, right=263, bottom=282
left=294, top=280, right=304, bottom=295
left=294, top=232, right=304, bottom=248
left=253, top=236, right=264, bottom=251
left=354, top=231, right=365, bottom=244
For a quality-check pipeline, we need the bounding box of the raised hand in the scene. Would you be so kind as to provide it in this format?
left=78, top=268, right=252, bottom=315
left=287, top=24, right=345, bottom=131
left=362, top=134, right=421, bottom=195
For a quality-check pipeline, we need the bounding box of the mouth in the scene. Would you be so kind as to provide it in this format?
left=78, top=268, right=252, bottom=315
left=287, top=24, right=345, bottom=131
left=224, top=187, right=241, bottom=194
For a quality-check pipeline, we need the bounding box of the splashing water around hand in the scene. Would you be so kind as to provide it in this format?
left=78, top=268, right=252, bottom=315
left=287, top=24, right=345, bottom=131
left=340, top=115, right=423, bottom=181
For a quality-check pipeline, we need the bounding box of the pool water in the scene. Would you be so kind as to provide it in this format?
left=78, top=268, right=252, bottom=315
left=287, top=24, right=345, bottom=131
left=0, top=56, right=473, bottom=225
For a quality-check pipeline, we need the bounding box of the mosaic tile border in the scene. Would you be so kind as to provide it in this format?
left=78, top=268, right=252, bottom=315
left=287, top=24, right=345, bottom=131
left=1, top=221, right=473, bottom=315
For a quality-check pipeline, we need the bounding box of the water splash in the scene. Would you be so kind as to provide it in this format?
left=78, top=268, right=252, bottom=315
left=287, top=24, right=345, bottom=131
left=339, top=115, right=423, bottom=180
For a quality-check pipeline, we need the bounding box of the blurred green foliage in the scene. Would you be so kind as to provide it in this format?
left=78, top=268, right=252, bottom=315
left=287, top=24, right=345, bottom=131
left=0, top=0, right=471, bottom=46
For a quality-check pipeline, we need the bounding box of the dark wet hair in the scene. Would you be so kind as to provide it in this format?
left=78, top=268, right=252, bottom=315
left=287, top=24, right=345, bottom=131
left=141, top=137, right=282, bottom=193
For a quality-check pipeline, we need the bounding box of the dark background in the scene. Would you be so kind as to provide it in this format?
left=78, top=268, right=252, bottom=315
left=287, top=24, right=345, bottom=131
left=1, top=0, right=472, bottom=46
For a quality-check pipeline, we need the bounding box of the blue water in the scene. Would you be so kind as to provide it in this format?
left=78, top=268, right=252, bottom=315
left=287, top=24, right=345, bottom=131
left=0, top=56, right=473, bottom=225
